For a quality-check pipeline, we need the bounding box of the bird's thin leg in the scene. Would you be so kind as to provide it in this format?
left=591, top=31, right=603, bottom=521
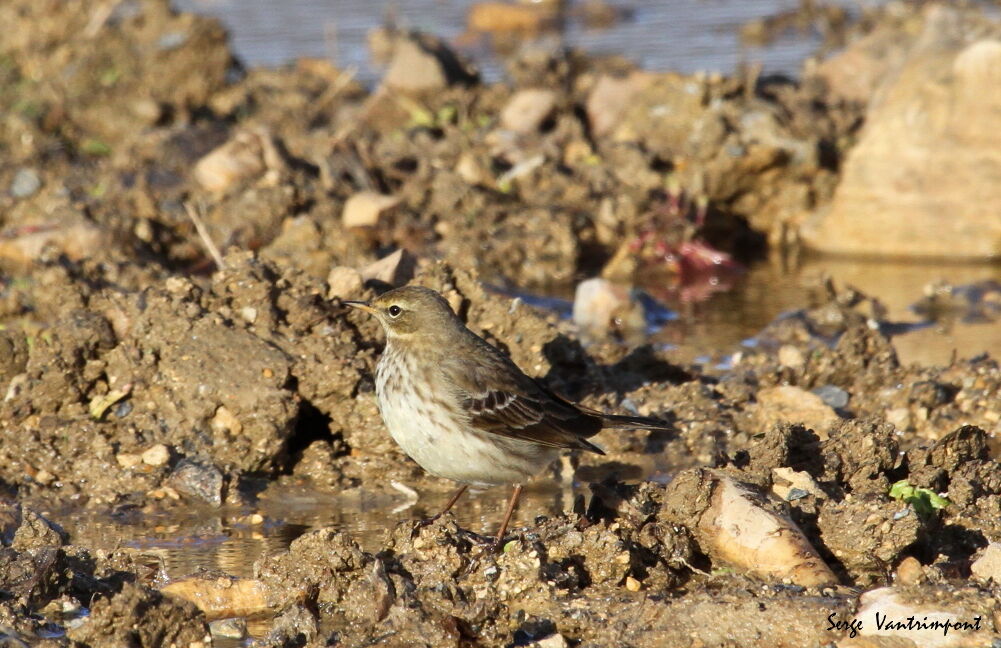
left=438, top=484, right=469, bottom=517
left=413, top=484, right=468, bottom=537
left=494, top=484, right=523, bottom=545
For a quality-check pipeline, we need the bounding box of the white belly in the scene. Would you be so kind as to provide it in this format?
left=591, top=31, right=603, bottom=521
left=375, top=349, right=555, bottom=486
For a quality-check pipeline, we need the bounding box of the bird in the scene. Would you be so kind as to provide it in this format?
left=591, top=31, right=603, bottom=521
left=345, top=285, right=671, bottom=544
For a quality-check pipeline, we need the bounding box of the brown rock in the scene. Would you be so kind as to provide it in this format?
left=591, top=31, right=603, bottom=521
left=971, top=543, right=1001, bottom=583
left=853, top=586, right=995, bottom=647
left=193, top=129, right=284, bottom=194
left=572, top=277, right=645, bottom=340
left=382, top=33, right=477, bottom=92
left=585, top=72, right=652, bottom=138
left=467, top=2, right=552, bottom=34
left=161, top=576, right=271, bottom=620
left=894, top=556, right=925, bottom=585
left=326, top=266, right=365, bottom=299
left=342, top=191, right=400, bottom=229
left=754, top=386, right=841, bottom=438
left=803, top=9, right=1001, bottom=259
left=360, top=249, right=417, bottom=287
left=141, top=444, right=171, bottom=467
left=0, top=218, right=112, bottom=266
left=500, top=89, right=557, bottom=134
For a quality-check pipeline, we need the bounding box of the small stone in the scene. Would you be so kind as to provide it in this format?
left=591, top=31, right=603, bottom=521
left=164, top=276, right=194, bottom=296
left=624, top=576, right=641, bottom=591
left=778, top=345, right=805, bottom=369
left=886, top=407, right=911, bottom=430
left=971, top=543, right=1001, bottom=582
left=141, top=444, right=171, bottom=467
left=572, top=277, right=645, bottom=338
left=157, top=30, right=188, bottom=50
left=193, top=130, right=268, bottom=193
left=360, top=248, right=417, bottom=287
left=381, top=33, right=476, bottom=91
left=383, top=38, right=448, bottom=91
left=532, top=634, right=569, bottom=648
left=170, top=459, right=225, bottom=507
left=326, top=266, right=364, bottom=299
left=34, top=470, right=55, bottom=486
left=455, top=152, right=486, bottom=185
left=116, top=453, right=142, bottom=469
left=772, top=467, right=826, bottom=501
left=894, top=556, right=924, bottom=585
left=249, top=513, right=264, bottom=525
left=342, top=191, right=400, bottom=228
left=209, top=618, right=247, bottom=640
left=239, top=307, right=257, bottom=323
left=126, top=98, right=162, bottom=127
left=812, top=384, right=850, bottom=409
left=586, top=72, right=651, bottom=138
left=211, top=406, right=243, bottom=436
left=10, top=168, right=41, bottom=198
left=754, top=386, right=840, bottom=439
left=500, top=89, right=557, bottom=134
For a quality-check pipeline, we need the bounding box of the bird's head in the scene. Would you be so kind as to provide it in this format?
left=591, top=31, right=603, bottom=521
left=345, top=285, right=459, bottom=342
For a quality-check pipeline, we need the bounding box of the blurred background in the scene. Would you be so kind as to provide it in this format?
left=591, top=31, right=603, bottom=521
left=174, top=0, right=857, bottom=81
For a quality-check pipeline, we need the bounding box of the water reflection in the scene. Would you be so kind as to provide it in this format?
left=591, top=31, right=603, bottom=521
left=51, top=482, right=584, bottom=582
left=647, top=257, right=1001, bottom=366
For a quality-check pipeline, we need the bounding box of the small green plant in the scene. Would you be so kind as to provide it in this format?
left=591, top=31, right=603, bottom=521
left=81, top=138, right=111, bottom=156
left=889, top=480, right=950, bottom=517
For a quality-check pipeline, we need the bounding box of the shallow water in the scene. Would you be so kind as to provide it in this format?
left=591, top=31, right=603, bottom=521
left=174, top=0, right=865, bottom=83
left=653, top=257, right=1001, bottom=367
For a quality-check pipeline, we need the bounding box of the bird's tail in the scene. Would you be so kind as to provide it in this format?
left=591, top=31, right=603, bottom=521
left=600, top=412, right=673, bottom=432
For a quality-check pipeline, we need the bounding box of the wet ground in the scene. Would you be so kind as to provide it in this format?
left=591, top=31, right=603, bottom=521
left=2, top=0, right=1001, bottom=646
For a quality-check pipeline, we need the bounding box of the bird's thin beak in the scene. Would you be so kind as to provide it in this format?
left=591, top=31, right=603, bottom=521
left=344, top=300, right=377, bottom=316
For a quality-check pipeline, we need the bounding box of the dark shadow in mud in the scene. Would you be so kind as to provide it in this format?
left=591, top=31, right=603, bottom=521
left=576, top=461, right=646, bottom=483
left=541, top=336, right=692, bottom=400
left=917, top=524, right=988, bottom=577
left=283, top=397, right=338, bottom=474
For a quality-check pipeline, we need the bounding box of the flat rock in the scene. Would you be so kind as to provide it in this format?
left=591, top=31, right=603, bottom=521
left=853, top=586, right=995, bottom=647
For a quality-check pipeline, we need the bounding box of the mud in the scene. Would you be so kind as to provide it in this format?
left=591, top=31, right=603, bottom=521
left=1, top=0, right=1000, bottom=646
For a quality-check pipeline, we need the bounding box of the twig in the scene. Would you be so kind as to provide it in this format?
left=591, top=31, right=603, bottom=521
left=183, top=202, right=226, bottom=270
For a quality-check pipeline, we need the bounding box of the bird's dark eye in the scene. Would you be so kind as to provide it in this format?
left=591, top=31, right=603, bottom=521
left=388, top=305, right=402, bottom=318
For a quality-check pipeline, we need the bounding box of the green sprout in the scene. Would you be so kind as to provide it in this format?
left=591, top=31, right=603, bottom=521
left=889, top=480, right=950, bottom=517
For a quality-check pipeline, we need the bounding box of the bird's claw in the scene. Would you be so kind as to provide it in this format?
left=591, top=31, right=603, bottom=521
left=410, top=515, right=441, bottom=539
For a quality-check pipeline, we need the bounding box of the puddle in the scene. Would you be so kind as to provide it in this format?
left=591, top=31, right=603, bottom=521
left=637, top=257, right=1001, bottom=366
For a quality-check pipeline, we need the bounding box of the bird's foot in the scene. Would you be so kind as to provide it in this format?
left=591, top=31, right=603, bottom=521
left=410, top=513, right=444, bottom=539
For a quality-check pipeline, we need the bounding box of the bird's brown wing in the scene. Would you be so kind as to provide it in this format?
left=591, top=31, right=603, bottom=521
left=447, top=335, right=604, bottom=454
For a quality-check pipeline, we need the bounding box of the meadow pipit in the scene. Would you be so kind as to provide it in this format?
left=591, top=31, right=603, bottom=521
left=346, top=286, right=671, bottom=543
